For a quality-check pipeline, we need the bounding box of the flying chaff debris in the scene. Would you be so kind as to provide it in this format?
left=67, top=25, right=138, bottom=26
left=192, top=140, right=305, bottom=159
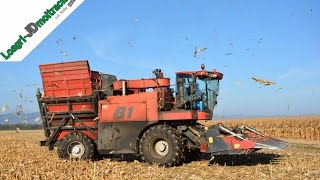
left=251, top=77, right=276, bottom=86
left=1, top=104, right=9, bottom=113
left=193, top=47, right=208, bottom=58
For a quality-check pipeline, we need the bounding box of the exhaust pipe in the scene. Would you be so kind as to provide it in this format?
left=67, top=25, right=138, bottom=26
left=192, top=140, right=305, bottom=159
left=122, top=80, right=126, bottom=96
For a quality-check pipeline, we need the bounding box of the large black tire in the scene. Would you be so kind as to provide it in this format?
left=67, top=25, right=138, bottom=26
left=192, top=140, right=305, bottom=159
left=57, top=132, right=97, bottom=160
left=140, top=125, right=184, bottom=167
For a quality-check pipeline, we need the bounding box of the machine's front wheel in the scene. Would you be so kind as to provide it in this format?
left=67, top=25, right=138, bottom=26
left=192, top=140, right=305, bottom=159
left=57, top=132, right=96, bottom=160
left=140, top=125, right=184, bottom=167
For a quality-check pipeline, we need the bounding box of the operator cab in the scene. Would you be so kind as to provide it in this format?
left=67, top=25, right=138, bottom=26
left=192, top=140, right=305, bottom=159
left=175, top=64, right=223, bottom=113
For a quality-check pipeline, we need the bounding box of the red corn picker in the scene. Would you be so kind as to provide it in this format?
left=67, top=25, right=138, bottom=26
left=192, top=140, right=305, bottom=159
left=37, top=60, right=288, bottom=166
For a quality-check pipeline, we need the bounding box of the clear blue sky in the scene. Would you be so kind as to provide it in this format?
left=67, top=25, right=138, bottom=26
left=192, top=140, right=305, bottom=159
left=1, top=0, right=319, bottom=117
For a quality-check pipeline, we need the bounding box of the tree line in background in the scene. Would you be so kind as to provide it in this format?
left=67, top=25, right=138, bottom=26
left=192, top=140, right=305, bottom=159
left=0, top=124, right=42, bottom=130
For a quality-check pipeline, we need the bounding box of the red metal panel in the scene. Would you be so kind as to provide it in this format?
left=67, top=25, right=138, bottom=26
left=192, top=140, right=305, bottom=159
left=57, top=130, right=97, bottom=140
left=223, top=137, right=256, bottom=150
left=39, top=60, right=91, bottom=72
left=41, top=69, right=90, bottom=77
left=113, top=78, right=170, bottom=89
left=197, top=111, right=212, bottom=120
left=99, top=91, right=159, bottom=122
left=100, top=103, right=147, bottom=122
left=39, top=60, right=99, bottom=98
left=47, top=104, right=69, bottom=112
left=57, top=131, right=70, bottom=140
left=50, top=119, right=97, bottom=127
left=158, top=111, right=211, bottom=121
left=72, top=103, right=94, bottom=111
left=41, top=72, right=91, bottom=82
left=146, top=92, right=159, bottom=121
left=159, top=111, right=196, bottom=120
left=40, top=66, right=89, bottom=74
left=47, top=102, right=94, bottom=113
left=43, top=79, right=92, bottom=87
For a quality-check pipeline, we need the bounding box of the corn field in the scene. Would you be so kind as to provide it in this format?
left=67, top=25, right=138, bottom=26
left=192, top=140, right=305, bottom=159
left=0, top=116, right=320, bottom=179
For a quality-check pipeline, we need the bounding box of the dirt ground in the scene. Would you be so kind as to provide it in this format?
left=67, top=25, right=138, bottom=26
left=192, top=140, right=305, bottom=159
left=0, top=130, right=319, bottom=180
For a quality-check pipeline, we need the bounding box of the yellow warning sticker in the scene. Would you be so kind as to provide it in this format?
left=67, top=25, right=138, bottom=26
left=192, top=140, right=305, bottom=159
left=234, top=144, right=240, bottom=149
left=208, top=137, right=213, bottom=143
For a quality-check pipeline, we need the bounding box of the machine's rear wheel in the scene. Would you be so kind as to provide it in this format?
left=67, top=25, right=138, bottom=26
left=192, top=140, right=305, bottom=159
left=140, top=125, right=184, bottom=167
left=57, top=131, right=96, bottom=160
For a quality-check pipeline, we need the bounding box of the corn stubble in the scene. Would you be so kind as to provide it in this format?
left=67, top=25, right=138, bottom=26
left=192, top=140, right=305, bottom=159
left=0, top=116, right=319, bottom=179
